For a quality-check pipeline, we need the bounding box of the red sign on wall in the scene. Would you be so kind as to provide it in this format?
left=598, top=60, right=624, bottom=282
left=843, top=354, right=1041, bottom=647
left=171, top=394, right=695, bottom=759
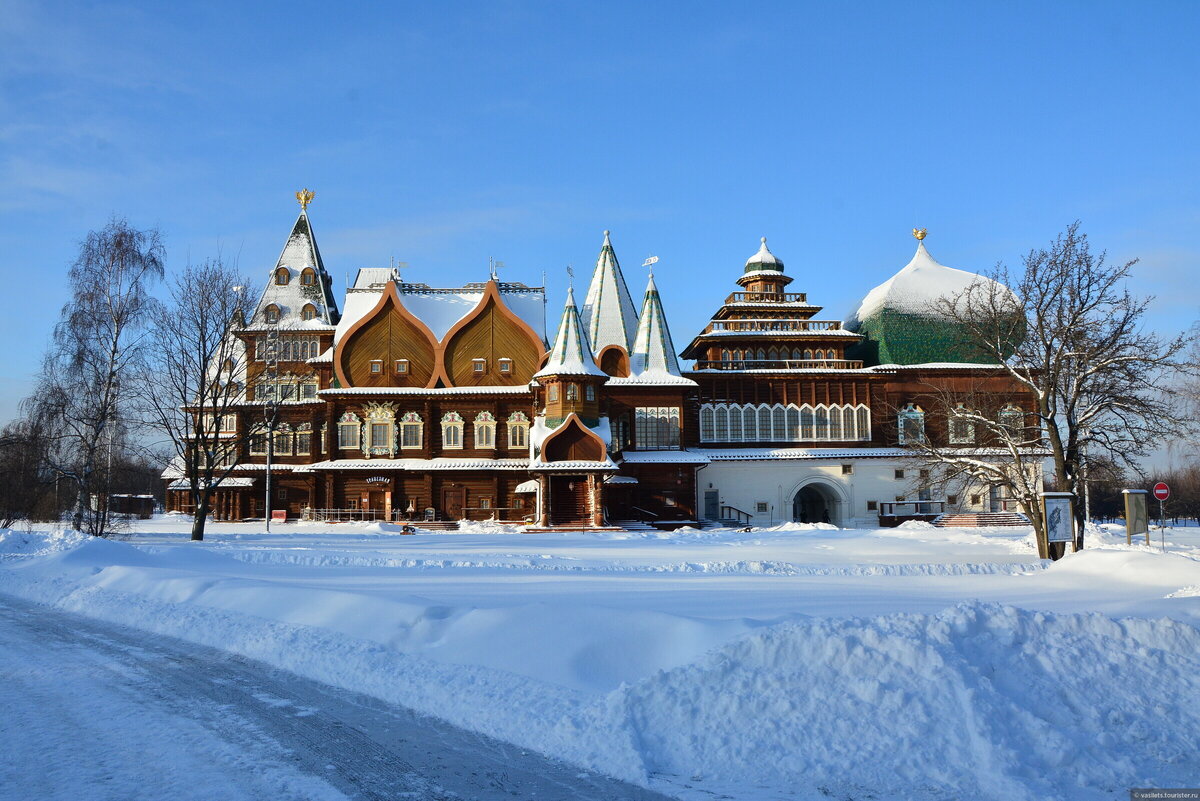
left=1153, top=482, right=1170, bottom=501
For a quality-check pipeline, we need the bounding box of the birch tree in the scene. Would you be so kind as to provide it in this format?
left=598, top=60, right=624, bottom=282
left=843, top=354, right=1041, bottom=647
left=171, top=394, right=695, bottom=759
left=137, top=259, right=254, bottom=541
left=912, top=223, right=1192, bottom=556
left=30, top=220, right=164, bottom=536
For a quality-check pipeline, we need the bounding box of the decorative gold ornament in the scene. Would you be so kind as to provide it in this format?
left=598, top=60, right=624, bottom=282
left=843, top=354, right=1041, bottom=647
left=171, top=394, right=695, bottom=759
left=296, top=188, right=315, bottom=210
left=912, top=227, right=927, bottom=241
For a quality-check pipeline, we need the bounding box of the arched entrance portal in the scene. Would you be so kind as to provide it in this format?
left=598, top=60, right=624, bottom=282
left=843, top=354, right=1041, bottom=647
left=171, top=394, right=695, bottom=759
left=792, top=484, right=838, bottom=525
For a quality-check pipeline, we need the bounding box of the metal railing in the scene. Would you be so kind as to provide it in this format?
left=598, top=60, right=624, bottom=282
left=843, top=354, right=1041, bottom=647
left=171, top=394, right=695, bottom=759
left=694, top=359, right=864, bottom=371
left=705, top=319, right=843, bottom=333
left=724, top=291, right=808, bottom=304
left=304, top=507, right=391, bottom=522
left=878, top=501, right=947, bottom=517
left=719, top=504, right=754, bottom=525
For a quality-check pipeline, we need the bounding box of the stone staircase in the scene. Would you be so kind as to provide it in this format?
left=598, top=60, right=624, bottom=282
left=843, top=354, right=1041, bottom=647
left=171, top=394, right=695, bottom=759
left=933, top=511, right=1029, bottom=528
left=612, top=519, right=659, bottom=533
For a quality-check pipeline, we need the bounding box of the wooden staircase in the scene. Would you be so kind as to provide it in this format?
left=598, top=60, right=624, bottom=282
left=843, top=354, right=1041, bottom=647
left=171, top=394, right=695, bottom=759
left=933, top=511, right=1029, bottom=528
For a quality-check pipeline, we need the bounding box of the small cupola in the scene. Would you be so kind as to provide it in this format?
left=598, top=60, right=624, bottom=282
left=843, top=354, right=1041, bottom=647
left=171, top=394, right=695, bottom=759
left=737, top=236, right=793, bottom=294
left=534, top=286, right=607, bottom=424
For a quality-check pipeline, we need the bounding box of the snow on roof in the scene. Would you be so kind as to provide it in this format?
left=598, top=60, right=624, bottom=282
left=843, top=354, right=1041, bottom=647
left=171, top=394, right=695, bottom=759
left=319, top=386, right=531, bottom=396
left=535, top=287, right=607, bottom=378
left=618, top=450, right=711, bottom=464
left=696, top=447, right=911, bottom=460
left=308, top=347, right=334, bottom=364
left=353, top=268, right=398, bottom=288
left=863, top=362, right=1010, bottom=371
left=250, top=211, right=340, bottom=328
left=300, top=458, right=529, bottom=472
left=625, top=273, right=693, bottom=385
left=846, top=241, right=1014, bottom=328
left=744, top=237, right=783, bottom=270
left=605, top=371, right=697, bottom=387
left=514, top=479, right=540, bottom=493
left=531, top=458, right=617, bottom=471
left=581, top=231, right=639, bottom=354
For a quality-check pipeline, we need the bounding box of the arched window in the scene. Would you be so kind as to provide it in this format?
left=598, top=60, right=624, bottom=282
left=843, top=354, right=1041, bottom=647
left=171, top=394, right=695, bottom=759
left=768, top=348, right=779, bottom=362
left=756, top=348, right=767, bottom=361
left=275, top=268, right=290, bottom=286
left=273, top=423, right=293, bottom=456
left=828, top=407, right=842, bottom=440
left=792, top=348, right=803, bottom=360
left=295, top=423, right=312, bottom=455
left=699, top=406, right=715, bottom=442
left=507, top=412, right=529, bottom=450
left=400, top=412, right=423, bottom=449
left=264, top=304, right=281, bottom=324
left=772, top=406, right=787, bottom=440
left=721, top=349, right=731, bottom=362
left=742, top=406, right=756, bottom=441
left=473, top=412, right=496, bottom=449
left=856, top=406, right=871, bottom=441
left=301, top=304, right=317, bottom=321
left=803, top=349, right=813, bottom=359
left=441, top=412, right=464, bottom=449
left=757, top=406, right=772, bottom=441
left=949, top=403, right=976, bottom=444
left=337, top=413, right=360, bottom=450
left=998, top=404, right=1024, bottom=439
left=815, top=407, right=829, bottom=440
left=714, top=406, right=729, bottom=441
left=798, top=406, right=813, bottom=440
left=300, top=268, right=316, bottom=286
left=729, top=404, right=744, bottom=441
left=787, top=405, right=801, bottom=440
left=566, top=384, right=579, bottom=402
left=842, top=407, right=856, bottom=440
left=898, top=404, right=925, bottom=445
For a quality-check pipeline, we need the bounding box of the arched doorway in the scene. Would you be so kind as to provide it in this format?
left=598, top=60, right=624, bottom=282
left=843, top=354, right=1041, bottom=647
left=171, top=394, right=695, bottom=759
left=792, top=483, right=838, bottom=525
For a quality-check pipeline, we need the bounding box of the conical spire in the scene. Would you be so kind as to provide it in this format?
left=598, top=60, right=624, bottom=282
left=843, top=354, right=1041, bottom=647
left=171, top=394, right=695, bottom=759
left=250, top=204, right=341, bottom=327
left=628, top=273, right=688, bottom=381
left=581, top=230, right=639, bottom=353
left=534, top=286, right=607, bottom=378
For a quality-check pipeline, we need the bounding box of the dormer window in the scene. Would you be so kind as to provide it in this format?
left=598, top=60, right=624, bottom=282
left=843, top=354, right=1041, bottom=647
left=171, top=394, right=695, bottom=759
left=498, top=358, right=512, bottom=374
left=264, top=305, right=281, bottom=324
left=275, top=268, right=290, bottom=286
left=472, top=359, right=487, bottom=374
left=394, top=359, right=409, bottom=374
left=369, top=360, right=383, bottom=374
left=300, top=268, right=316, bottom=286
left=300, top=304, right=317, bottom=321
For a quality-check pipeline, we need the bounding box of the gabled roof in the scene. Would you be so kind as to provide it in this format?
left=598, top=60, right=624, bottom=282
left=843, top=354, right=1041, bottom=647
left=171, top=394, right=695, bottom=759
left=535, top=286, right=607, bottom=378
left=581, top=230, right=639, bottom=353
left=617, top=273, right=696, bottom=386
left=250, top=210, right=341, bottom=329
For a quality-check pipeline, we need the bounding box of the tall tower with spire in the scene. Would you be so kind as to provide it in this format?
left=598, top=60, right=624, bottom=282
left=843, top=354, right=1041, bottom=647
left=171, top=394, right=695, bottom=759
left=581, top=230, right=639, bottom=377
left=248, top=190, right=341, bottom=329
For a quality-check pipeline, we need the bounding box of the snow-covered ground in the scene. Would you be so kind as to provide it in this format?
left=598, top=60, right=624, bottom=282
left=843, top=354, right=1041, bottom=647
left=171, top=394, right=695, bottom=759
left=3, top=517, right=1200, bottom=801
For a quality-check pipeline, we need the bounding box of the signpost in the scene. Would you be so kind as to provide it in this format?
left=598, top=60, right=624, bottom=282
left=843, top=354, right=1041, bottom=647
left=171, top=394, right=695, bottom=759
left=1152, top=482, right=1170, bottom=552
left=1039, top=492, right=1075, bottom=560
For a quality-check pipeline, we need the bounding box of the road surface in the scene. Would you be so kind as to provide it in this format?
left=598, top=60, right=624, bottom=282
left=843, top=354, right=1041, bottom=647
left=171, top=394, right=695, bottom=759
left=0, top=592, right=675, bottom=801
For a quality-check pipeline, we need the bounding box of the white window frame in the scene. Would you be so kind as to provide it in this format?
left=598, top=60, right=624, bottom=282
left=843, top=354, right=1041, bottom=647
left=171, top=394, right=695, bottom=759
left=507, top=412, right=529, bottom=450
left=400, top=412, right=423, bottom=449
left=441, top=412, right=464, bottom=449
left=338, top=413, right=361, bottom=450
left=898, top=404, right=925, bottom=445
left=474, top=412, right=496, bottom=450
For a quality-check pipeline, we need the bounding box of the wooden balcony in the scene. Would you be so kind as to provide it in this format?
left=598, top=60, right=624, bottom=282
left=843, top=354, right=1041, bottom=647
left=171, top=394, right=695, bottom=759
left=723, top=291, right=809, bottom=304
left=693, top=358, right=864, bottom=371
left=704, top=319, right=844, bottom=334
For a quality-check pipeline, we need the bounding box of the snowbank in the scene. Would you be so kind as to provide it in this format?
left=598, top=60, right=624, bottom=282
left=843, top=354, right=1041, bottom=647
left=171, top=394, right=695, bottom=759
left=4, top=525, right=1200, bottom=800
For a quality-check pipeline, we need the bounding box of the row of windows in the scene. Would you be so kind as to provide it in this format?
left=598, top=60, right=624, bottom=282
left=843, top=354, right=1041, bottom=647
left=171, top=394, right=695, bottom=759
left=256, top=380, right=319, bottom=402
left=275, top=267, right=319, bottom=286
left=719, top=348, right=840, bottom=362
left=699, top=403, right=872, bottom=443
left=547, top=383, right=596, bottom=403
left=255, top=337, right=322, bottom=362
left=261, top=304, right=321, bottom=323
left=336, top=411, right=531, bottom=453
left=635, top=407, right=681, bottom=449
left=249, top=424, right=316, bottom=456
left=897, top=403, right=1026, bottom=445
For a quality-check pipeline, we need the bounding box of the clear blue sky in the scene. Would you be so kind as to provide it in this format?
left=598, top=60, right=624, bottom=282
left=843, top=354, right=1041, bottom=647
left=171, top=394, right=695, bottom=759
left=2, top=0, right=1198, bottom=432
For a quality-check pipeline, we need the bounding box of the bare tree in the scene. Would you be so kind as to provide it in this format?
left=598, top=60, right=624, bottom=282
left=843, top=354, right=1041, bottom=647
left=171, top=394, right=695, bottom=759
left=137, top=259, right=254, bottom=541
left=912, top=223, right=1193, bottom=556
left=29, top=219, right=164, bottom=536
left=0, top=417, right=57, bottom=527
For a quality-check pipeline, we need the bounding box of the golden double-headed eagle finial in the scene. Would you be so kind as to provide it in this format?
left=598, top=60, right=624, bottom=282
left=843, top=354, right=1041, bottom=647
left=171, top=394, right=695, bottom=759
left=912, top=227, right=927, bottom=241
left=296, top=188, right=315, bottom=210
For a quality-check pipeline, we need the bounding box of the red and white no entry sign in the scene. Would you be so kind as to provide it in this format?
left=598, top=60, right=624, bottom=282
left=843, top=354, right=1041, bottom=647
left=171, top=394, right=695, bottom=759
left=1153, top=482, right=1170, bottom=501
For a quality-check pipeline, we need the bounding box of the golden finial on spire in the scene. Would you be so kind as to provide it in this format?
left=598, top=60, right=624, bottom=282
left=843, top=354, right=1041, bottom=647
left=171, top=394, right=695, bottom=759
left=912, top=227, right=927, bottom=241
left=296, top=188, right=315, bottom=211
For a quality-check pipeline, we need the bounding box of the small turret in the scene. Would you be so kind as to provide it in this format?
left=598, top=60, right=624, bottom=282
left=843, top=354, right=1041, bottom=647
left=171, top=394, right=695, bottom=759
left=737, top=237, right=793, bottom=297
left=534, top=286, right=607, bottom=421
left=249, top=191, right=341, bottom=329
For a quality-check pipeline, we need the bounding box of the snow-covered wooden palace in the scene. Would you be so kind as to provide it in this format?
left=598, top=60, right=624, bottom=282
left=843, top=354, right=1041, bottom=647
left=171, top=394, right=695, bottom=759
left=165, top=200, right=1035, bottom=529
